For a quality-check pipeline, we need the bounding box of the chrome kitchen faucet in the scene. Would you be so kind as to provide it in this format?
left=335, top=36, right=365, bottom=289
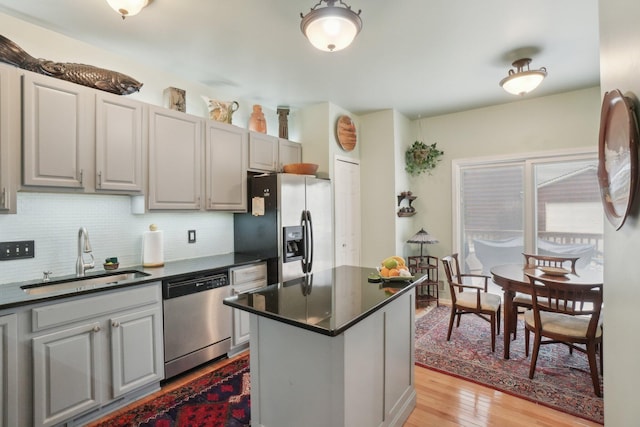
left=76, top=227, right=95, bottom=277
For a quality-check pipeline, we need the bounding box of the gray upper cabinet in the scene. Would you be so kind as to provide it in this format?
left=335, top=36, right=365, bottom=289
left=148, top=106, right=203, bottom=210
left=248, top=131, right=278, bottom=172
left=248, top=132, right=303, bottom=173
left=0, top=64, right=19, bottom=213
left=278, top=138, right=302, bottom=170
left=95, top=92, right=144, bottom=193
left=206, top=120, right=248, bottom=211
left=22, top=71, right=144, bottom=195
left=22, top=71, right=92, bottom=189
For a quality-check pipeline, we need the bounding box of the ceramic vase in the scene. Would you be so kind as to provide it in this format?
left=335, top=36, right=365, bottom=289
left=249, top=104, right=267, bottom=133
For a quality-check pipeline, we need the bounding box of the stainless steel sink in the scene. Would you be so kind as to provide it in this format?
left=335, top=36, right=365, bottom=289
left=21, top=270, right=151, bottom=295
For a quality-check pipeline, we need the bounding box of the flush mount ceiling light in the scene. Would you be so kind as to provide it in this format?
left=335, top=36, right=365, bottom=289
left=499, top=58, right=548, bottom=96
left=106, top=0, right=150, bottom=19
left=300, top=0, right=362, bottom=52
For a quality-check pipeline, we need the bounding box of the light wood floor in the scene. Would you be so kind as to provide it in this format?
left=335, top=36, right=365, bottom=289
left=92, top=306, right=602, bottom=427
left=406, top=364, right=600, bottom=427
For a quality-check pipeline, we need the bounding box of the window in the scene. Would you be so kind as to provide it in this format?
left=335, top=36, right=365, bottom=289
left=453, top=150, right=603, bottom=276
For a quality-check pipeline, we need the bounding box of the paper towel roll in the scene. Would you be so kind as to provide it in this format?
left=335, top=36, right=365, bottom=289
left=143, top=230, right=164, bottom=267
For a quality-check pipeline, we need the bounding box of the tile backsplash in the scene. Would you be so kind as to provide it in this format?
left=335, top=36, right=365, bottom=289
left=0, top=192, right=234, bottom=285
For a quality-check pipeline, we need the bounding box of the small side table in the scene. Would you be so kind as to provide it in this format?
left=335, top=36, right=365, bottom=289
left=409, top=255, right=439, bottom=307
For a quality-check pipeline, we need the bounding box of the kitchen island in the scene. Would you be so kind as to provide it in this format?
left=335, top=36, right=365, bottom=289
left=223, top=265, right=420, bottom=427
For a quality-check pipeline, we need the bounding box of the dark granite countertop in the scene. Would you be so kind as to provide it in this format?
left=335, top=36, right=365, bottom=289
left=0, top=253, right=263, bottom=310
left=224, top=265, right=424, bottom=337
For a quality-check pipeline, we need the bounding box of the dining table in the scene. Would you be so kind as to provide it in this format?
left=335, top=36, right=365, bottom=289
left=490, top=263, right=604, bottom=359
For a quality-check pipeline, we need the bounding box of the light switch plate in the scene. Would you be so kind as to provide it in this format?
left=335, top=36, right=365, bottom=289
left=0, top=240, right=35, bottom=260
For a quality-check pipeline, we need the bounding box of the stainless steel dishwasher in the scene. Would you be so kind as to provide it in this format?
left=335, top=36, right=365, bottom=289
left=162, top=270, right=231, bottom=379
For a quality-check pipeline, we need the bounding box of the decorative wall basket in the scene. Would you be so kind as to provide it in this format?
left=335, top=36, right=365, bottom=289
left=336, top=115, right=357, bottom=151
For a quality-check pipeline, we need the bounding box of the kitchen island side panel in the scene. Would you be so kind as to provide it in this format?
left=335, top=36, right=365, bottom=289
left=248, top=290, right=415, bottom=427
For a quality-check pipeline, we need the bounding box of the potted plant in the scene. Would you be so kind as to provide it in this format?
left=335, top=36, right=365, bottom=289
left=405, top=141, right=444, bottom=176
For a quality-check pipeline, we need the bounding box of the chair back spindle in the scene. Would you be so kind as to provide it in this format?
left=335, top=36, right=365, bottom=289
left=522, top=253, right=579, bottom=274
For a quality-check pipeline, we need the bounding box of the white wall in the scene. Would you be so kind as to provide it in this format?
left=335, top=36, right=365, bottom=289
left=409, top=87, right=601, bottom=266
left=359, top=110, right=397, bottom=267
left=0, top=193, right=234, bottom=284
left=0, top=13, right=298, bottom=138
left=599, top=0, right=640, bottom=424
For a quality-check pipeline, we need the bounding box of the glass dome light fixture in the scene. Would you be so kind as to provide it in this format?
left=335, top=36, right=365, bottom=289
left=499, top=58, right=548, bottom=96
left=300, top=0, right=362, bottom=52
left=106, top=0, right=150, bottom=19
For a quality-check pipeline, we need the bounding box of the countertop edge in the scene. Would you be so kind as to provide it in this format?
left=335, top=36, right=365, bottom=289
left=0, top=253, right=265, bottom=310
left=224, top=278, right=417, bottom=337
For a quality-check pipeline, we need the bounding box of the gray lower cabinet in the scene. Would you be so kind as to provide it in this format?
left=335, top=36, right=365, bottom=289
left=0, top=313, right=18, bottom=426
left=230, top=262, right=267, bottom=352
left=27, top=283, right=164, bottom=427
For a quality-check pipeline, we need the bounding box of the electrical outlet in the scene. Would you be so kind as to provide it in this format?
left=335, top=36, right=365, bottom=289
left=188, top=230, right=196, bottom=243
left=0, top=240, right=35, bottom=260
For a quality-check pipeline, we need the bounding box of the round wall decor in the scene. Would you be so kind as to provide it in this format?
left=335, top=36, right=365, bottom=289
left=597, top=89, right=639, bottom=230
left=336, top=115, right=357, bottom=152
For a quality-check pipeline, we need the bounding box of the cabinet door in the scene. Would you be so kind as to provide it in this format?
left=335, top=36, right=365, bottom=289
left=249, top=132, right=278, bottom=171
left=0, top=65, right=19, bottom=213
left=22, top=71, right=91, bottom=189
left=110, top=306, right=164, bottom=398
left=148, top=106, right=203, bottom=209
left=205, top=121, right=248, bottom=211
left=278, top=139, right=302, bottom=171
left=32, top=322, right=102, bottom=427
left=95, top=92, right=143, bottom=192
left=0, top=314, right=17, bottom=427
left=233, top=307, right=251, bottom=347
left=231, top=262, right=266, bottom=348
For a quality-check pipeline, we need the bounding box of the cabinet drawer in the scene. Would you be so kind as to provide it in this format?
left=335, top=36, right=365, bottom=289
left=231, top=263, right=267, bottom=285
left=31, top=284, right=161, bottom=332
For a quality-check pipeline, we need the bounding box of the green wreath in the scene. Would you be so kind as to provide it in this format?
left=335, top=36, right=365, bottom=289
left=405, top=141, right=444, bottom=176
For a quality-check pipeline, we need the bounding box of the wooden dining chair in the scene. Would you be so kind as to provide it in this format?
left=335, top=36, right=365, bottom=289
left=442, top=255, right=502, bottom=352
left=523, top=273, right=603, bottom=397
left=522, top=253, right=579, bottom=274
left=511, top=253, right=581, bottom=340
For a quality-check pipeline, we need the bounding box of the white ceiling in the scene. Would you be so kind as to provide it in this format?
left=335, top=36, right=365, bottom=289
left=0, top=0, right=600, bottom=119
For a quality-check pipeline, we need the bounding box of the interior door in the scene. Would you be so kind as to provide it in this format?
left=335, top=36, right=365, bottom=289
left=334, top=158, right=361, bottom=267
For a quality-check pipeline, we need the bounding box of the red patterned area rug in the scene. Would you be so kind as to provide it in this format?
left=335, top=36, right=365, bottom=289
left=415, top=306, right=604, bottom=425
left=91, top=355, right=250, bottom=427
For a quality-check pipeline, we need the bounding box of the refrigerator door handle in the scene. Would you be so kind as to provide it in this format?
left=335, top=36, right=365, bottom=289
left=301, top=210, right=309, bottom=274
left=306, top=210, right=314, bottom=273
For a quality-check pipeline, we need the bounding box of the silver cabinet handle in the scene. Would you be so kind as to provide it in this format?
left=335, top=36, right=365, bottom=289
left=0, top=187, right=5, bottom=209
left=97, top=171, right=102, bottom=188
left=92, top=325, right=101, bottom=333
left=112, top=321, right=120, bottom=328
left=79, top=169, right=84, bottom=185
